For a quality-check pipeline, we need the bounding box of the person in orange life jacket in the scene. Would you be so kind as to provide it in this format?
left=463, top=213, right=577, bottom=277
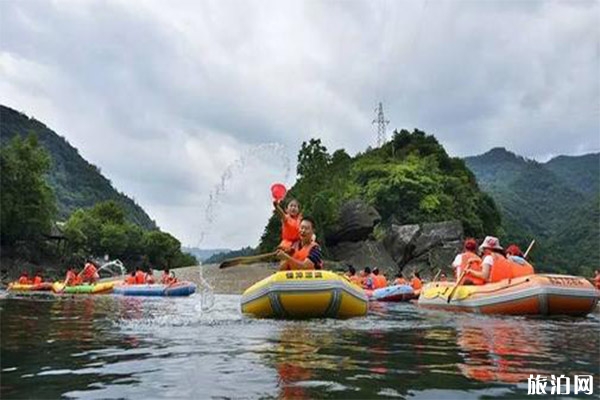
left=393, top=272, right=408, bottom=286
left=64, top=267, right=80, bottom=286
left=134, top=266, right=146, bottom=284
left=125, top=271, right=136, bottom=285
left=346, top=265, right=362, bottom=285
left=18, top=271, right=31, bottom=285
left=465, top=236, right=507, bottom=284
left=33, top=271, right=43, bottom=285
left=372, top=267, right=387, bottom=288
left=451, top=238, right=481, bottom=281
left=79, top=259, right=99, bottom=284
left=145, top=269, right=156, bottom=284
left=362, top=267, right=375, bottom=290
left=273, top=198, right=302, bottom=252
left=410, top=272, right=423, bottom=291
left=161, top=268, right=176, bottom=284
left=505, top=244, right=526, bottom=264
left=276, top=216, right=323, bottom=270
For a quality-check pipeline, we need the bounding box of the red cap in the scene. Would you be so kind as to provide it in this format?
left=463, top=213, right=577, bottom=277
left=506, top=244, right=523, bottom=257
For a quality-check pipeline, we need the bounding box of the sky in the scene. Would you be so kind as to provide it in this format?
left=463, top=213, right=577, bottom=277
left=1, top=0, right=598, bottom=249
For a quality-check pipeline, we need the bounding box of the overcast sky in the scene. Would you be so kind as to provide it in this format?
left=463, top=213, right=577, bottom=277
left=1, top=0, right=598, bottom=249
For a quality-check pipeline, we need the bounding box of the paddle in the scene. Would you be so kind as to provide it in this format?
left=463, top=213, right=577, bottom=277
left=218, top=251, right=278, bottom=269
left=446, top=269, right=468, bottom=303
left=524, top=240, right=536, bottom=258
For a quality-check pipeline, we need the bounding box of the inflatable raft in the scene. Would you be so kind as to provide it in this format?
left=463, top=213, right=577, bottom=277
left=418, top=274, right=598, bottom=316
left=113, top=281, right=196, bottom=297
left=8, top=282, right=53, bottom=292
left=366, top=284, right=415, bottom=302
left=241, top=270, right=368, bottom=319
left=52, top=281, right=116, bottom=294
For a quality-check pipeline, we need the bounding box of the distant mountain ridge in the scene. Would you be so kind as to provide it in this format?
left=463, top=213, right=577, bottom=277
left=182, top=247, right=231, bottom=262
left=465, top=147, right=599, bottom=274
left=0, top=105, right=156, bottom=229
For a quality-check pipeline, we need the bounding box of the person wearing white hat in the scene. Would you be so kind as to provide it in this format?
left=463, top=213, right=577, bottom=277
left=465, top=236, right=507, bottom=284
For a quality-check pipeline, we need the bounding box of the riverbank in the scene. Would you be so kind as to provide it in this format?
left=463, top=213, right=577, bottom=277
left=174, top=263, right=278, bottom=294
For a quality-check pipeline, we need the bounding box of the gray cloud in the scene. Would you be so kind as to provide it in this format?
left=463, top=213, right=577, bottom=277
left=1, top=0, right=598, bottom=247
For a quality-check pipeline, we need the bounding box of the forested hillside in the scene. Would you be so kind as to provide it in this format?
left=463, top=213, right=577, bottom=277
left=0, top=105, right=156, bottom=229
left=465, top=148, right=599, bottom=275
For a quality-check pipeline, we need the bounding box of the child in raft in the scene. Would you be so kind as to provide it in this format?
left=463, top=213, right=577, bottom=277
left=273, top=198, right=302, bottom=252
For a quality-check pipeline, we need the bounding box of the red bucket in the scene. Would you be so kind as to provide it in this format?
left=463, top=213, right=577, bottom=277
left=270, top=183, right=287, bottom=201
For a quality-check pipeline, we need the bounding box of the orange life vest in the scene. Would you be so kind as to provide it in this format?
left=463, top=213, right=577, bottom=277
left=135, top=270, right=146, bottom=284
left=33, top=276, right=42, bottom=285
left=411, top=277, right=423, bottom=290
left=374, top=274, right=387, bottom=289
left=488, top=253, right=513, bottom=283
left=461, top=252, right=485, bottom=285
left=349, top=275, right=362, bottom=285
left=65, top=270, right=80, bottom=286
left=509, top=259, right=534, bottom=279
left=82, top=263, right=98, bottom=280
left=162, top=273, right=175, bottom=284
left=285, top=241, right=322, bottom=270
left=282, top=214, right=301, bottom=243
left=126, top=275, right=136, bottom=285
left=18, top=276, right=30, bottom=285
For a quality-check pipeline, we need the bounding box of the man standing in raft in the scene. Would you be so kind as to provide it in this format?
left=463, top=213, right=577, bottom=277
left=276, top=216, right=323, bottom=270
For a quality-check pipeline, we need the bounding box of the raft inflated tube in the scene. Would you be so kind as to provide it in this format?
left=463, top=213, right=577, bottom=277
left=112, top=282, right=196, bottom=297
left=367, top=284, right=415, bottom=302
left=8, top=282, right=54, bottom=292
left=418, top=274, right=598, bottom=316
left=241, top=270, right=368, bottom=319
left=51, top=281, right=115, bottom=294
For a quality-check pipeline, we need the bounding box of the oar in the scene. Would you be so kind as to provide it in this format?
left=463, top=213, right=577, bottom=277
left=218, top=252, right=278, bottom=269
left=524, top=240, right=536, bottom=258
left=447, top=269, right=468, bottom=303
left=432, top=269, right=442, bottom=283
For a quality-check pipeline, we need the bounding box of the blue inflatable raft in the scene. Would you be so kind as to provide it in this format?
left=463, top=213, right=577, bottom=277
left=113, top=281, right=196, bottom=297
left=367, top=284, right=414, bottom=302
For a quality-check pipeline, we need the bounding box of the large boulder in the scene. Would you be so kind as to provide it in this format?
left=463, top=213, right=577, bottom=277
left=382, top=224, right=420, bottom=262
left=328, top=240, right=396, bottom=276
left=326, top=199, right=381, bottom=245
left=413, top=221, right=463, bottom=257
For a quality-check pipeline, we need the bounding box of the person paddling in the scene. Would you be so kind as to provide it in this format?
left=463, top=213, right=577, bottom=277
left=276, top=216, right=322, bottom=270
left=273, top=198, right=302, bottom=253
left=465, top=236, right=510, bottom=285
left=64, top=266, right=81, bottom=286
left=79, top=259, right=99, bottom=284
left=373, top=268, right=387, bottom=288
left=452, top=238, right=481, bottom=282
left=33, top=271, right=43, bottom=285
left=125, top=271, right=136, bottom=285
left=346, top=265, right=361, bottom=285
left=362, top=267, right=375, bottom=290
left=145, top=269, right=156, bottom=284
left=134, top=266, right=146, bottom=284
left=410, top=272, right=423, bottom=292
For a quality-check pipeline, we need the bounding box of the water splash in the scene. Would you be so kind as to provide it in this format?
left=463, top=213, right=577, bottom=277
left=197, top=142, right=291, bottom=244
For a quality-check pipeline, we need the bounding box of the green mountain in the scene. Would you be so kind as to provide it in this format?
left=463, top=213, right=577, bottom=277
left=465, top=147, right=599, bottom=274
left=0, top=105, right=156, bottom=229
left=258, top=129, right=503, bottom=254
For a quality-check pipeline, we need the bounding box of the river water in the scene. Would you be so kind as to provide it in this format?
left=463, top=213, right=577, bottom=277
left=1, top=293, right=598, bottom=399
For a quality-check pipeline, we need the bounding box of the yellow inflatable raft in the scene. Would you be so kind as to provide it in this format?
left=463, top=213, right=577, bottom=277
left=418, top=274, right=598, bottom=316
left=241, top=270, right=368, bottom=319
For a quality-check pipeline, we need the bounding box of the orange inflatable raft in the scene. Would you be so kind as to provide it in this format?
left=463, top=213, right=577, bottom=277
left=418, top=274, right=598, bottom=316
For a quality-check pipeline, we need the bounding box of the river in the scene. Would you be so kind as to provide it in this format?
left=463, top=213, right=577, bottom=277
left=1, top=293, right=598, bottom=399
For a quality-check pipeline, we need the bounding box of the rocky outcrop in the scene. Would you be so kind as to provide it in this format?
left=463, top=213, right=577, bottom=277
left=328, top=240, right=396, bottom=273
left=326, top=199, right=381, bottom=244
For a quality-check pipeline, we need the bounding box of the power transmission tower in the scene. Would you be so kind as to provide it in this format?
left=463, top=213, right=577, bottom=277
left=372, top=102, right=389, bottom=147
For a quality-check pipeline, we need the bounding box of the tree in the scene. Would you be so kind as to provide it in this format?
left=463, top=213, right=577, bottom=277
left=0, top=134, right=56, bottom=247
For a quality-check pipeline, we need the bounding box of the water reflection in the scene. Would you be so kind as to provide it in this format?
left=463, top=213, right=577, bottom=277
left=1, top=295, right=598, bottom=399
